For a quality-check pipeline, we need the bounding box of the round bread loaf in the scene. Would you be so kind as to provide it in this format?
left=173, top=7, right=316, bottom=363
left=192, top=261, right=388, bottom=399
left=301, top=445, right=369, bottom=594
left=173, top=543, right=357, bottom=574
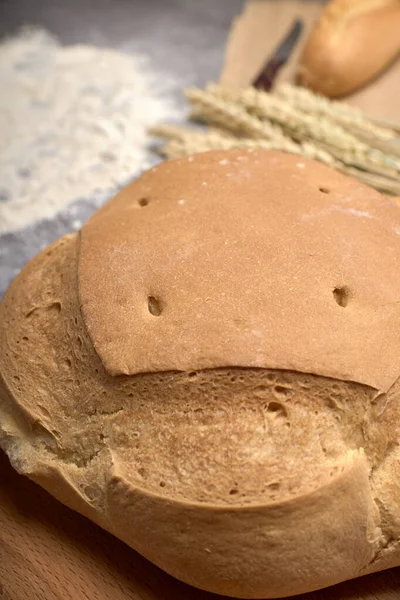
left=1, top=150, right=400, bottom=598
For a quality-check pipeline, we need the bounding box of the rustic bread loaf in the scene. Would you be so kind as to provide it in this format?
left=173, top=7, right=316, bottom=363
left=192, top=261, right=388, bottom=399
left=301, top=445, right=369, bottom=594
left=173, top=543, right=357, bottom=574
left=1, top=150, right=400, bottom=598
left=297, top=0, right=400, bottom=97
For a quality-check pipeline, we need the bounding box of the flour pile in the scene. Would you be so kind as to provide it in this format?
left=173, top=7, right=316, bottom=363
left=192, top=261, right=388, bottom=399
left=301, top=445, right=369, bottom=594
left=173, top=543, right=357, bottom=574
left=0, top=28, right=177, bottom=233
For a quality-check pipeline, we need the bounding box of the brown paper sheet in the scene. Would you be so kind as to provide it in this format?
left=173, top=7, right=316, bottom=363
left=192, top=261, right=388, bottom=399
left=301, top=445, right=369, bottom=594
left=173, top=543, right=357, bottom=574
left=220, top=0, right=400, bottom=124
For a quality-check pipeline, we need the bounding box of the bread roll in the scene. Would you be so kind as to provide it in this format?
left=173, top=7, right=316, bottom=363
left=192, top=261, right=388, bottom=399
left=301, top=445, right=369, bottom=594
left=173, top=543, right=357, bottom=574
left=297, top=0, right=400, bottom=97
left=2, top=150, right=400, bottom=598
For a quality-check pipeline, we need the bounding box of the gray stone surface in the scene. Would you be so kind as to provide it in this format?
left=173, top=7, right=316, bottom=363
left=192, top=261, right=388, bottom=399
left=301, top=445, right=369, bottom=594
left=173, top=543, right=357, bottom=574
left=0, top=0, right=243, bottom=297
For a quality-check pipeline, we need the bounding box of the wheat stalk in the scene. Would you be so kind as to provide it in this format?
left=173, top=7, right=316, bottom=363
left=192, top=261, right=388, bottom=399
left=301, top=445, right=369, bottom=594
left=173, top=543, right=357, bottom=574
left=151, top=123, right=338, bottom=166
left=339, top=167, right=400, bottom=196
left=274, top=83, right=400, bottom=158
left=208, top=81, right=400, bottom=156
left=150, top=124, right=240, bottom=154
left=185, top=88, right=341, bottom=166
left=274, top=83, right=397, bottom=141
left=158, top=135, right=302, bottom=159
left=184, top=87, right=285, bottom=141
left=207, top=84, right=400, bottom=178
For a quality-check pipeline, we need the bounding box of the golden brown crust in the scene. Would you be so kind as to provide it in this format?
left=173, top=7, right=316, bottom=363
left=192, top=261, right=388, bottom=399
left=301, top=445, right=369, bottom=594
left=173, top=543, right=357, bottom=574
left=2, top=150, right=400, bottom=597
left=80, top=150, right=400, bottom=392
left=106, top=451, right=378, bottom=598
left=297, top=0, right=400, bottom=97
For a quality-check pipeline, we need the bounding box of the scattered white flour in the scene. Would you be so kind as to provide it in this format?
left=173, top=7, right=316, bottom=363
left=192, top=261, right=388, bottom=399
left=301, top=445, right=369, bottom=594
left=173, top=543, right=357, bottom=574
left=0, top=28, right=178, bottom=233
left=301, top=205, right=373, bottom=221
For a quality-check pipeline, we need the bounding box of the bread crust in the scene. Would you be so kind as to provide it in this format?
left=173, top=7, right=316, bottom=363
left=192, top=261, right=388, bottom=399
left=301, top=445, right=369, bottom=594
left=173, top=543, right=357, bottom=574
left=79, top=150, right=400, bottom=392
left=297, top=0, right=400, bottom=97
left=2, top=150, right=400, bottom=597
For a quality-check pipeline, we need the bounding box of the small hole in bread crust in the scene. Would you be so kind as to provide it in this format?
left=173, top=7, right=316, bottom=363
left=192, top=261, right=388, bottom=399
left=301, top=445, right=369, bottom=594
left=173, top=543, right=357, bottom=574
left=333, top=286, right=350, bottom=308
left=148, top=296, right=162, bottom=316
left=159, top=481, right=166, bottom=488
left=319, top=186, right=330, bottom=194
left=138, top=197, right=149, bottom=207
left=267, top=482, right=280, bottom=491
left=229, top=488, right=239, bottom=495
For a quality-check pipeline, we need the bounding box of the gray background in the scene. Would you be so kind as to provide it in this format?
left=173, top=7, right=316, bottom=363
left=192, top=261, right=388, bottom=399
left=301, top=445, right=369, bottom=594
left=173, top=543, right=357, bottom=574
left=0, top=0, right=244, bottom=297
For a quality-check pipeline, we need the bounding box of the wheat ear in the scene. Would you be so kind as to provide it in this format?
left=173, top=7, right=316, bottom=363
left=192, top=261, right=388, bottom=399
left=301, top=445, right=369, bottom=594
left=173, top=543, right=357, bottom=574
left=274, top=83, right=397, bottom=141
left=216, top=86, right=400, bottom=178
left=184, top=87, right=285, bottom=141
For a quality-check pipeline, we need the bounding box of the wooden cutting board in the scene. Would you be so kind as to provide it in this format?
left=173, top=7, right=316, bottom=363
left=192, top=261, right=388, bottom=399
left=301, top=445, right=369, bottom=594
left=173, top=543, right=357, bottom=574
left=1, top=448, right=400, bottom=600
left=220, top=0, right=400, bottom=124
